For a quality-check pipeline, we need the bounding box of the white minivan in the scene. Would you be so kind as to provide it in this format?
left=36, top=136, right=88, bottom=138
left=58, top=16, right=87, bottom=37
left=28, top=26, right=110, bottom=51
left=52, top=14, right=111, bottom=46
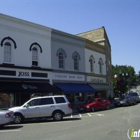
left=9, top=95, right=72, bottom=123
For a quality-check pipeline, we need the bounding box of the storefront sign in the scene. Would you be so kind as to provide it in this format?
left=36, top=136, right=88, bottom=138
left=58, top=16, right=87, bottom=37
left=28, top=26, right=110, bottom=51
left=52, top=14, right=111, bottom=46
left=53, top=73, right=85, bottom=81
left=87, top=76, right=106, bottom=83
left=18, top=71, right=30, bottom=77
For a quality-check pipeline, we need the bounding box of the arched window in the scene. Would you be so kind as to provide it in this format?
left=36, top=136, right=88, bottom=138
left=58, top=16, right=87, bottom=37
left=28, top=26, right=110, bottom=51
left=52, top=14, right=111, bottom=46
left=72, top=51, right=80, bottom=71
left=89, top=55, right=95, bottom=72
left=4, top=42, right=12, bottom=63
left=32, top=47, right=38, bottom=66
left=58, top=52, right=64, bottom=68
left=98, top=58, right=103, bottom=74
left=74, top=55, right=79, bottom=70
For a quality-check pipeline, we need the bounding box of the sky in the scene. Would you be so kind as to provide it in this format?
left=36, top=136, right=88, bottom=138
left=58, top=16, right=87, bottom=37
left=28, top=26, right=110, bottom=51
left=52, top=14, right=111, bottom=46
left=0, top=0, right=140, bottom=73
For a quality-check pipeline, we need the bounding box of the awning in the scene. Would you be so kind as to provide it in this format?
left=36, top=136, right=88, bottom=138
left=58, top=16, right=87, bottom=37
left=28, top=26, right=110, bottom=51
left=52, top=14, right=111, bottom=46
left=0, top=82, right=61, bottom=93
left=89, top=84, right=111, bottom=90
left=55, top=83, right=97, bottom=94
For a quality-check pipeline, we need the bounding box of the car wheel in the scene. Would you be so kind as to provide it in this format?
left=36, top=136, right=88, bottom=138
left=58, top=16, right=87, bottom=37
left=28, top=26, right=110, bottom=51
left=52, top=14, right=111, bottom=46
left=91, top=107, right=95, bottom=112
left=106, top=105, right=110, bottom=110
left=14, top=114, right=23, bottom=124
left=53, top=111, right=63, bottom=121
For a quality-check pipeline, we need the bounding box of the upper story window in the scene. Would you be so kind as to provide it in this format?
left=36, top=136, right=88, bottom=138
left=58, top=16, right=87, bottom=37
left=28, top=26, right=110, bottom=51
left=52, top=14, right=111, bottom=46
left=98, top=58, right=104, bottom=74
left=32, top=47, right=38, bottom=66
left=58, top=52, right=64, bottom=68
left=1, top=37, right=17, bottom=64
left=89, top=55, right=95, bottom=72
left=29, top=42, right=42, bottom=67
left=56, top=48, right=67, bottom=69
left=74, top=55, right=79, bottom=70
left=72, top=51, right=80, bottom=71
left=4, top=42, right=12, bottom=63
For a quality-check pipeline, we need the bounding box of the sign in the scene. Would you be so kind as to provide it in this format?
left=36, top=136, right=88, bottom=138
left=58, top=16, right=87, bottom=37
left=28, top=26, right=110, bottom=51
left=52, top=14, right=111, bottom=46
left=87, top=76, right=106, bottom=83
left=52, top=73, right=85, bottom=81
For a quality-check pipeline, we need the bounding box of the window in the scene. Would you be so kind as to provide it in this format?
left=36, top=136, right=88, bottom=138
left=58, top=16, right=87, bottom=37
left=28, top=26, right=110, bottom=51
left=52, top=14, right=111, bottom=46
left=4, top=42, right=12, bottom=63
left=90, top=59, right=93, bottom=72
left=89, top=56, right=95, bottom=72
left=28, top=99, right=40, bottom=106
left=32, top=47, right=38, bottom=66
left=98, top=58, right=103, bottom=74
left=99, top=61, right=102, bottom=73
left=72, top=51, right=80, bottom=71
left=40, top=98, right=54, bottom=105
left=55, top=97, right=66, bottom=104
left=59, top=52, right=64, bottom=68
left=74, top=55, right=79, bottom=70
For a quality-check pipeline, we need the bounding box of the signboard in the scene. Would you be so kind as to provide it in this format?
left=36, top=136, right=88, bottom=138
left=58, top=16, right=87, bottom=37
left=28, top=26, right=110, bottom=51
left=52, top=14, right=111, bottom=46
left=52, top=73, right=85, bottom=81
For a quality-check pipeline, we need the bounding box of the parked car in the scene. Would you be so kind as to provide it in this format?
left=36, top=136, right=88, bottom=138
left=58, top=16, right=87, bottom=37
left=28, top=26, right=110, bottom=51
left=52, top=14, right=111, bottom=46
left=77, top=98, right=110, bottom=112
left=9, top=95, right=72, bottom=124
left=128, top=92, right=140, bottom=103
left=0, top=110, right=14, bottom=127
left=114, top=95, right=135, bottom=107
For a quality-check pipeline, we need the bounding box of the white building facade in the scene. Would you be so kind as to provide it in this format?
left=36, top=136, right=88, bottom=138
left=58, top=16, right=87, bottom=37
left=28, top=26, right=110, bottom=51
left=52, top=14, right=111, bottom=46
left=0, top=14, right=113, bottom=109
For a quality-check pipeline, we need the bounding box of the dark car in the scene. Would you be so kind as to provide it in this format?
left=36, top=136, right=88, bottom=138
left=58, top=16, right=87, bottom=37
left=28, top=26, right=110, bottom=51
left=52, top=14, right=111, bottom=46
left=128, top=92, right=140, bottom=103
left=77, top=98, right=110, bottom=112
left=114, top=95, right=135, bottom=107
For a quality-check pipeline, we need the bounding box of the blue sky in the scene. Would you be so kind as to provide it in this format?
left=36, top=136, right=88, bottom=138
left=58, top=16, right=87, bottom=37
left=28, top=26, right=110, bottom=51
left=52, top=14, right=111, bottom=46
left=0, top=0, right=140, bottom=73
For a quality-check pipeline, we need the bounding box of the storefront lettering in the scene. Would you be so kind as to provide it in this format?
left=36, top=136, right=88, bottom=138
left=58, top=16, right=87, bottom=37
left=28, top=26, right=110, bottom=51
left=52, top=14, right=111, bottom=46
left=18, top=71, right=30, bottom=77
left=91, top=78, right=104, bottom=83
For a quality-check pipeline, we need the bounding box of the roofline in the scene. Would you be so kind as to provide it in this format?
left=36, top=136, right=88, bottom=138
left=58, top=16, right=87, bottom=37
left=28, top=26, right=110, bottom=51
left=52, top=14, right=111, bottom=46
left=0, top=13, right=52, bottom=31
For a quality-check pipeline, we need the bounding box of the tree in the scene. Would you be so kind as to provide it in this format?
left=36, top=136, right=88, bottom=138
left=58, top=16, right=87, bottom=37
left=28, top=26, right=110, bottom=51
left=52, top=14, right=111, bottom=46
left=112, top=65, right=136, bottom=97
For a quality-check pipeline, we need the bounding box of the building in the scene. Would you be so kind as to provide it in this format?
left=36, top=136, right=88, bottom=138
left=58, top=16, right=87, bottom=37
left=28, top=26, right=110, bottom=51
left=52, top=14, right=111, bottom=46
left=0, top=13, right=113, bottom=109
left=77, top=27, right=113, bottom=98
left=0, top=13, right=61, bottom=108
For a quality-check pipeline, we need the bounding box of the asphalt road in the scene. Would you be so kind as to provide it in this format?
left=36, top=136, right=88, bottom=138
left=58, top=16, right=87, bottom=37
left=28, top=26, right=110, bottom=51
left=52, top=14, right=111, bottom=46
left=1, top=104, right=140, bottom=140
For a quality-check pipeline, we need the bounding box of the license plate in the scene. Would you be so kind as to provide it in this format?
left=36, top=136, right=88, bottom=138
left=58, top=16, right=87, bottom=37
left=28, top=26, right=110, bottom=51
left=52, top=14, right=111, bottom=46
left=79, top=108, right=84, bottom=110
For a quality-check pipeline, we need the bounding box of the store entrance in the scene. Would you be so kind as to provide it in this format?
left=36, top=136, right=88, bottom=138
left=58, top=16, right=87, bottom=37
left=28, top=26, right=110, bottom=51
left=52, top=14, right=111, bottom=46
left=14, top=93, right=31, bottom=106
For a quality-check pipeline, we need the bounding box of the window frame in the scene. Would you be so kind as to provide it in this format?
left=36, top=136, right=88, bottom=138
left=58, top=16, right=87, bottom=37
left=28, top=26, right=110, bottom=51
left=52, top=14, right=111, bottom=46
left=32, top=46, right=38, bottom=66
left=58, top=52, right=64, bottom=69
left=4, top=42, right=12, bottom=63
left=74, top=55, right=79, bottom=70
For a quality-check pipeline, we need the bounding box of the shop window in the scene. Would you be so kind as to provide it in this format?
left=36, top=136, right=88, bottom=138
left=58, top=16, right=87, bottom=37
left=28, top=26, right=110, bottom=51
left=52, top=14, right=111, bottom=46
left=75, top=93, right=84, bottom=103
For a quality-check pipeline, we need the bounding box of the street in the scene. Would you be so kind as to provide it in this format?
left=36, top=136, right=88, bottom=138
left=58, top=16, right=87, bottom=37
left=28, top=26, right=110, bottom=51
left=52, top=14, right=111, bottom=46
left=1, top=104, right=140, bottom=140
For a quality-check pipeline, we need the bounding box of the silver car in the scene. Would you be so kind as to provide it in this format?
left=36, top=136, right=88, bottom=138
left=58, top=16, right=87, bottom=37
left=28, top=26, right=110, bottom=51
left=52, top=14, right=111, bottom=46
left=128, top=92, right=140, bottom=103
left=0, top=110, right=14, bottom=127
left=119, top=95, right=135, bottom=106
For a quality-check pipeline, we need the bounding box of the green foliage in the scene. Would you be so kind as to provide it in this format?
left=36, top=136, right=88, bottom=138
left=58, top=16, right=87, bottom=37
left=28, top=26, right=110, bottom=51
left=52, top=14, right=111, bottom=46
left=112, top=65, right=138, bottom=96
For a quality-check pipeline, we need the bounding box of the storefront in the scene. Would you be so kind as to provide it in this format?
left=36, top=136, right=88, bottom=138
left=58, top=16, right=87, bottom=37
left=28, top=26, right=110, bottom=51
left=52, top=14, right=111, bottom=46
left=52, top=72, right=97, bottom=108
left=87, top=76, right=112, bottom=99
left=0, top=68, right=61, bottom=109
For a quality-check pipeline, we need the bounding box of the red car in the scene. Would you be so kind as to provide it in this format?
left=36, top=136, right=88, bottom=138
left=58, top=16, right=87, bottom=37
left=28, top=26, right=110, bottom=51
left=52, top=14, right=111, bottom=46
left=78, top=98, right=110, bottom=112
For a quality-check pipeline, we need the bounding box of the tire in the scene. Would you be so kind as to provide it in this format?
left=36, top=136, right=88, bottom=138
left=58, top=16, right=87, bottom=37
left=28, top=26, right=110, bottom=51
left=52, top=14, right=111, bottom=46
left=14, top=114, right=24, bottom=124
left=106, top=105, right=110, bottom=110
left=52, top=111, right=63, bottom=121
left=91, top=107, right=95, bottom=112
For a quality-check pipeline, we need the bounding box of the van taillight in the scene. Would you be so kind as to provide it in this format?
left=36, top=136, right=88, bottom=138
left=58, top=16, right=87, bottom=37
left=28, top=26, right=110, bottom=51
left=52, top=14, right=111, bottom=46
left=68, top=103, right=71, bottom=108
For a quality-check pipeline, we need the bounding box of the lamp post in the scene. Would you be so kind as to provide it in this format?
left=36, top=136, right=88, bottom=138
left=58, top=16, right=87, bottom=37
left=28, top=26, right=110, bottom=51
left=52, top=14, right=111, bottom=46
left=114, top=70, right=129, bottom=97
